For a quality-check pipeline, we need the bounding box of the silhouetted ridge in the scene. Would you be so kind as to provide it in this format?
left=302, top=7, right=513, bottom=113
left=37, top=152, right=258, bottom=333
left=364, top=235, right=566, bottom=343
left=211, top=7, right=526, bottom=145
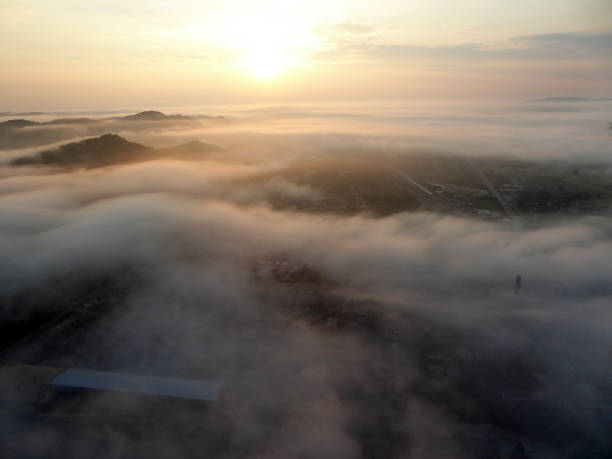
left=120, top=111, right=191, bottom=121
left=527, top=97, right=612, bottom=102
left=0, top=119, right=40, bottom=130
left=0, top=118, right=96, bottom=131
left=10, top=134, right=226, bottom=168
left=11, top=134, right=154, bottom=168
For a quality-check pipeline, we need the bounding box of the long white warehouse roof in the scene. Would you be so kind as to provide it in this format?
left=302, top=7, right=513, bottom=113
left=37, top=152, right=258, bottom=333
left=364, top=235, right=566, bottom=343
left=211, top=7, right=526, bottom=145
left=51, top=368, right=222, bottom=401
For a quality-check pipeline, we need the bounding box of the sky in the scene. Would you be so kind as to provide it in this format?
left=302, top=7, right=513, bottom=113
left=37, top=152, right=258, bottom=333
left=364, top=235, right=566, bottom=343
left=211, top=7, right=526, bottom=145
left=1, top=0, right=612, bottom=110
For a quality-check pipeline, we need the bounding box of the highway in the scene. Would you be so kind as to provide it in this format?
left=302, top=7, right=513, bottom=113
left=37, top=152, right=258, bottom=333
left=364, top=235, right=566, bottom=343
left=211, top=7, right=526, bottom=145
left=472, top=164, right=517, bottom=218
left=382, top=163, right=433, bottom=197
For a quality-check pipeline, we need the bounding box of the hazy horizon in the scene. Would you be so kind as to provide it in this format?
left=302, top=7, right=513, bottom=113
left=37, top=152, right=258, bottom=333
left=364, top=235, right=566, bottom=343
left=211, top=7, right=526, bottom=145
left=1, top=2, right=612, bottom=458
left=2, top=0, right=612, bottom=110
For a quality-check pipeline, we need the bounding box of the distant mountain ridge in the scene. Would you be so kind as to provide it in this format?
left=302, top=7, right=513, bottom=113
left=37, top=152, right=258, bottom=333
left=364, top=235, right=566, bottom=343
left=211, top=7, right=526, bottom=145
left=116, top=111, right=192, bottom=121
left=10, top=134, right=225, bottom=169
left=0, top=111, right=196, bottom=130
left=527, top=97, right=612, bottom=103
left=0, top=119, right=40, bottom=129
left=11, top=134, right=154, bottom=168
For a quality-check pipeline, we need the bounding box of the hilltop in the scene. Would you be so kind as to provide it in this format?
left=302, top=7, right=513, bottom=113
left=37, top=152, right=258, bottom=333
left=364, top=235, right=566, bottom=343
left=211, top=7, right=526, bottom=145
left=117, top=111, right=192, bottom=121
left=10, top=134, right=225, bottom=169
left=11, top=134, right=154, bottom=168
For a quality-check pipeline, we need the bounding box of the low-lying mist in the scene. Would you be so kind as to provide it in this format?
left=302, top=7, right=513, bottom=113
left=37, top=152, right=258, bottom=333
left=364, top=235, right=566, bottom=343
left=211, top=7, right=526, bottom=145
left=1, top=100, right=611, bottom=458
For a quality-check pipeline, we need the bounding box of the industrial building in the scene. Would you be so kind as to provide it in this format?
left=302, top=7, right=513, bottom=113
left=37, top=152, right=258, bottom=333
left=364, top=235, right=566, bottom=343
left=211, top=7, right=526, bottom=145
left=0, top=365, right=222, bottom=408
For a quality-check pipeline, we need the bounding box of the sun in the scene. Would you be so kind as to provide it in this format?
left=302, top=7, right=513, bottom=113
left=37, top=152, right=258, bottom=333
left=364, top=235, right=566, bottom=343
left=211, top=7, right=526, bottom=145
left=223, top=12, right=305, bottom=80
left=245, top=48, right=292, bottom=79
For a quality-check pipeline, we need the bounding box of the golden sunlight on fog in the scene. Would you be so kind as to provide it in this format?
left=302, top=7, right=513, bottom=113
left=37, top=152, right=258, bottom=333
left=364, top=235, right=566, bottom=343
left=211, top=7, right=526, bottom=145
left=1, top=2, right=612, bottom=458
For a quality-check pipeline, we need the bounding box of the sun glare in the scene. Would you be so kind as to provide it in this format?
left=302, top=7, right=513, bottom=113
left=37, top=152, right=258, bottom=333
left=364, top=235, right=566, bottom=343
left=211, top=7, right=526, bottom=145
left=221, top=11, right=311, bottom=80
left=245, top=49, right=292, bottom=79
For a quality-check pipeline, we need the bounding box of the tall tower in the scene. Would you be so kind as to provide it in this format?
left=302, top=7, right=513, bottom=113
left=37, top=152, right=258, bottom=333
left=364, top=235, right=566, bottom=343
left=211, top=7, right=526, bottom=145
left=514, top=275, right=522, bottom=294
left=510, top=440, right=528, bottom=458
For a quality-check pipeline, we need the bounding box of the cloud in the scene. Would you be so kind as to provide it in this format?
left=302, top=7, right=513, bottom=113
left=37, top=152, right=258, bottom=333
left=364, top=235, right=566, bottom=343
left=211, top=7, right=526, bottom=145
left=4, top=100, right=612, bottom=168
left=1, top=184, right=611, bottom=455
left=316, top=21, right=375, bottom=36
left=513, top=32, right=612, bottom=58
left=312, top=30, right=612, bottom=62
left=1, top=105, right=611, bottom=457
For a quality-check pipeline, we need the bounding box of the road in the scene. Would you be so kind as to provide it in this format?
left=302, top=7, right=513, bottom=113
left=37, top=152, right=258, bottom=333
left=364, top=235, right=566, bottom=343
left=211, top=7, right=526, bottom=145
left=473, top=164, right=517, bottom=218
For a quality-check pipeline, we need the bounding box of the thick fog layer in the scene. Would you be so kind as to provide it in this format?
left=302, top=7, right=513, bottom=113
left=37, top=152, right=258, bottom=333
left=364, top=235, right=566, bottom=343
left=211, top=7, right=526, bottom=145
left=3, top=99, right=612, bottom=161
left=0, top=100, right=611, bottom=458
